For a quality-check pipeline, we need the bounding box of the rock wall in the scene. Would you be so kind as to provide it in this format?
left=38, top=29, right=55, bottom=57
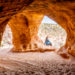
left=0, top=0, right=34, bottom=45
left=0, top=0, right=75, bottom=56
left=8, top=11, right=43, bottom=51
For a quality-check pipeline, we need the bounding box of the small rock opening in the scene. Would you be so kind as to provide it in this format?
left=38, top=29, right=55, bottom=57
left=1, top=25, right=13, bottom=48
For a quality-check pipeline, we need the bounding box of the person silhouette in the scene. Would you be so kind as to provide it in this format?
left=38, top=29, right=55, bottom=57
left=45, top=36, right=52, bottom=46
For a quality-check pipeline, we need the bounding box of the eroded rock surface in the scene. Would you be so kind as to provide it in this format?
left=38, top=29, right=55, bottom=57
left=0, top=0, right=34, bottom=46
left=8, top=11, right=44, bottom=51
left=0, top=0, right=75, bottom=56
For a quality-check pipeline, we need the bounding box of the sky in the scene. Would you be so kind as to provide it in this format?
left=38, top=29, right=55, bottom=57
left=41, top=16, right=57, bottom=24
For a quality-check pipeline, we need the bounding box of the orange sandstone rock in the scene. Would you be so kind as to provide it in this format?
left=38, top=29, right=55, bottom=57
left=0, top=0, right=75, bottom=56
left=8, top=11, right=44, bottom=51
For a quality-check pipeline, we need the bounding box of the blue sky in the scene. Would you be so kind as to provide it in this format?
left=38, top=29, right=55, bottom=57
left=41, top=16, right=57, bottom=24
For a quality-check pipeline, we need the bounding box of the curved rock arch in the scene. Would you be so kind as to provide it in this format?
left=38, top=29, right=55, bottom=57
left=0, top=0, right=75, bottom=56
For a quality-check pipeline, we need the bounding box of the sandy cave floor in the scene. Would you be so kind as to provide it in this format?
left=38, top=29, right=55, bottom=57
left=0, top=47, right=75, bottom=75
left=0, top=24, right=74, bottom=75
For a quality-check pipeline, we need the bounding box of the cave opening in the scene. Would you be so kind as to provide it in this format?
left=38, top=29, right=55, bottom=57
left=0, top=25, right=13, bottom=49
left=38, top=16, right=67, bottom=50
left=0, top=16, right=67, bottom=51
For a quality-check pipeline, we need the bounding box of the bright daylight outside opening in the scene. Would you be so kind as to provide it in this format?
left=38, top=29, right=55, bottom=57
left=1, top=16, right=67, bottom=51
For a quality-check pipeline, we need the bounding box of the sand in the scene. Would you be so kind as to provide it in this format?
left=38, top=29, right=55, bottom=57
left=0, top=47, right=75, bottom=75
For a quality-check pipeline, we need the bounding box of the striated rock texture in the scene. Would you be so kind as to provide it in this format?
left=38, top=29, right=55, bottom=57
left=8, top=12, right=43, bottom=51
left=0, top=0, right=75, bottom=56
left=0, top=0, right=34, bottom=45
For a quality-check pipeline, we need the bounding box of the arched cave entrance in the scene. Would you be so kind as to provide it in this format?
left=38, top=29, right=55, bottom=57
left=38, top=16, right=67, bottom=50
left=0, top=16, right=67, bottom=51
left=1, top=25, right=12, bottom=48
left=0, top=1, right=75, bottom=74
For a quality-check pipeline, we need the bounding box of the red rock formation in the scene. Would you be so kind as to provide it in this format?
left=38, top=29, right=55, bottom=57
left=0, top=0, right=34, bottom=45
left=8, top=11, right=44, bottom=51
left=0, top=0, right=75, bottom=56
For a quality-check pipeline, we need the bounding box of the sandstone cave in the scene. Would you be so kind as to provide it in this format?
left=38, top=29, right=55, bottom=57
left=1, top=16, right=67, bottom=51
left=0, top=0, right=75, bottom=74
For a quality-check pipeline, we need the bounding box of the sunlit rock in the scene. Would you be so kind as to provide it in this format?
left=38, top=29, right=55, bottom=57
left=0, top=0, right=75, bottom=56
left=8, top=11, right=44, bottom=52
